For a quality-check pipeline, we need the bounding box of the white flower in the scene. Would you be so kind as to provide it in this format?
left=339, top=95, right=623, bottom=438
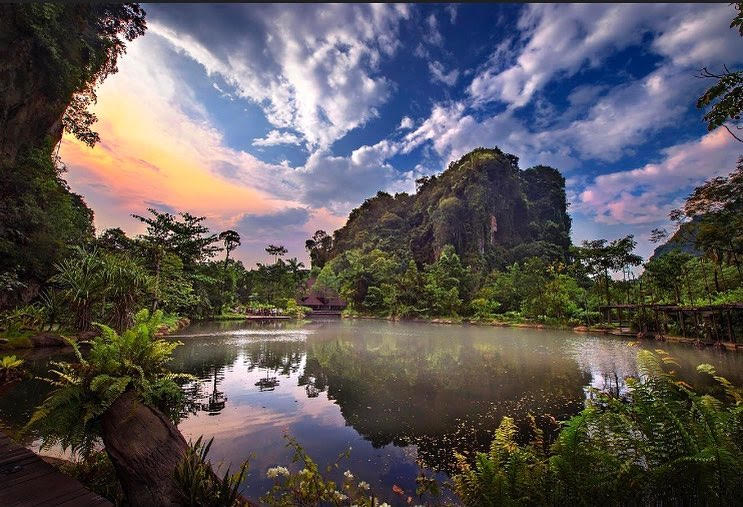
left=298, top=467, right=311, bottom=477
left=266, top=466, right=289, bottom=478
left=343, top=470, right=354, bottom=480
left=358, top=481, right=370, bottom=490
left=333, top=491, right=348, bottom=502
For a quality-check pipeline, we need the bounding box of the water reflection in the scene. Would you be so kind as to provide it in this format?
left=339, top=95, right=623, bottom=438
left=1, top=319, right=742, bottom=502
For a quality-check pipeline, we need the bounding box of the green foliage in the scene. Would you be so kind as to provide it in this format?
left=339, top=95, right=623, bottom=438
left=284, top=299, right=311, bottom=319
left=424, top=245, right=466, bottom=317
left=453, top=416, right=549, bottom=506
left=51, top=246, right=153, bottom=332
left=330, top=147, right=570, bottom=268
left=260, top=436, right=386, bottom=507
left=25, top=309, right=192, bottom=457
left=451, top=350, right=743, bottom=506
left=305, top=230, right=334, bottom=269
left=174, top=436, right=249, bottom=507
left=0, top=144, right=95, bottom=290
left=0, top=355, right=25, bottom=383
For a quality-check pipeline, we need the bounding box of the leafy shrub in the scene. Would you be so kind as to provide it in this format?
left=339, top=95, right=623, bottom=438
left=284, top=299, right=311, bottom=319
left=174, top=436, right=249, bottom=507
left=25, top=309, right=192, bottom=456
left=0, top=354, right=25, bottom=383
left=452, top=350, right=743, bottom=506
left=453, top=416, right=548, bottom=506
left=261, top=436, right=382, bottom=506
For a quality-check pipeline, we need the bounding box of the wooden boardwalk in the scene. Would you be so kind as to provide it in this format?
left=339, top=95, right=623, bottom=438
left=0, top=431, right=111, bottom=506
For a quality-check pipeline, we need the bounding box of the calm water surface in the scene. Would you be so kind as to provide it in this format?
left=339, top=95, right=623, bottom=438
left=1, top=319, right=742, bottom=502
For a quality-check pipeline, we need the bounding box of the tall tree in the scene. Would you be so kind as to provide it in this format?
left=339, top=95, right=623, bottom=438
left=218, top=230, right=241, bottom=274
left=305, top=230, right=333, bottom=269
left=265, top=244, right=288, bottom=264
left=676, top=159, right=743, bottom=276
left=132, top=208, right=219, bottom=309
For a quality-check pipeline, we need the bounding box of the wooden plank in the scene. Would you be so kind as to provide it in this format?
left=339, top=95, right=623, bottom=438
left=0, top=431, right=112, bottom=507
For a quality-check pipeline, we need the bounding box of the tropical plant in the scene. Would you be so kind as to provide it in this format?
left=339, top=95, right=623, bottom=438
left=51, top=246, right=107, bottom=331
left=451, top=349, right=743, bottom=506
left=25, top=309, right=191, bottom=456
left=174, top=436, right=249, bottom=507
left=452, top=416, right=549, bottom=506
left=261, top=436, right=378, bottom=507
left=0, top=355, right=25, bottom=384
left=102, top=252, right=152, bottom=332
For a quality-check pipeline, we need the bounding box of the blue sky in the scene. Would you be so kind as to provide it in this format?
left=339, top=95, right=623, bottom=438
left=60, top=3, right=743, bottom=265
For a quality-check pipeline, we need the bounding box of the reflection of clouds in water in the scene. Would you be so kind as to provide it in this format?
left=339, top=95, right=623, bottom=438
left=564, top=335, right=638, bottom=395
left=171, top=329, right=315, bottom=339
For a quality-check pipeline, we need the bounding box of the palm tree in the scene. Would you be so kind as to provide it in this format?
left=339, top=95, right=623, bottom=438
left=218, top=230, right=241, bottom=276
left=286, top=257, right=305, bottom=289
left=51, top=247, right=107, bottom=331
left=265, top=244, right=288, bottom=264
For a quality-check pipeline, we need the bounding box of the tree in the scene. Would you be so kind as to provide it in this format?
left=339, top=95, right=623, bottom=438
left=1, top=4, right=147, bottom=164
left=26, top=310, right=192, bottom=506
left=577, top=235, right=640, bottom=306
left=696, top=3, right=743, bottom=143
left=218, top=230, right=240, bottom=273
left=677, top=160, right=743, bottom=276
left=305, top=230, right=333, bottom=269
left=132, top=208, right=219, bottom=309
left=97, top=227, right=136, bottom=253
left=51, top=247, right=107, bottom=331
left=265, top=244, right=288, bottom=264
left=424, top=245, right=466, bottom=316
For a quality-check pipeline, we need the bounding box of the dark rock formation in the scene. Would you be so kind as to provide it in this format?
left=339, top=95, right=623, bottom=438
left=29, top=332, right=67, bottom=348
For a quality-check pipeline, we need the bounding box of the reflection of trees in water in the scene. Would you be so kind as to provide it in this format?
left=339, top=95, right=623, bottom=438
left=300, top=334, right=590, bottom=473
left=243, top=341, right=304, bottom=376
left=169, top=337, right=306, bottom=415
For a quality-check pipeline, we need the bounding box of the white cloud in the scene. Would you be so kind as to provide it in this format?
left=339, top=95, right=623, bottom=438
left=578, top=129, right=741, bottom=225
left=148, top=4, right=411, bottom=149
left=252, top=130, right=302, bottom=147
left=467, top=4, right=741, bottom=109
left=446, top=5, right=458, bottom=24
left=423, top=13, right=443, bottom=46
left=428, top=61, right=459, bottom=86
left=294, top=145, right=401, bottom=212
left=398, top=116, right=414, bottom=130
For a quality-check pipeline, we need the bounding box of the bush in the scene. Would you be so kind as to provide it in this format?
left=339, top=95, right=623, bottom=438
left=174, top=436, right=249, bottom=507
left=0, top=354, right=25, bottom=383
left=452, top=350, right=743, bottom=506
left=25, top=309, right=193, bottom=456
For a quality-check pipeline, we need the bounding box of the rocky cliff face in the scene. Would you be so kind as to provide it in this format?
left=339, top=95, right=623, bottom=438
left=331, top=147, right=572, bottom=268
left=0, top=6, right=67, bottom=166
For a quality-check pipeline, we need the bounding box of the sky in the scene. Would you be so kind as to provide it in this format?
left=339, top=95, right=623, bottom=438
left=59, top=3, right=743, bottom=266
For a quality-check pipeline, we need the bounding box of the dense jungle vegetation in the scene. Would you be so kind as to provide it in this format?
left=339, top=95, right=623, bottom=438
left=0, top=2, right=742, bottom=506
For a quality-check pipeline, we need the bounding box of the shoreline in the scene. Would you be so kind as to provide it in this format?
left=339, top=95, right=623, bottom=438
left=341, top=314, right=743, bottom=351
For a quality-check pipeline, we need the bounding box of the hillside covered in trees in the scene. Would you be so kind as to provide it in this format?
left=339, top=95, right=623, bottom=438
left=330, top=147, right=572, bottom=270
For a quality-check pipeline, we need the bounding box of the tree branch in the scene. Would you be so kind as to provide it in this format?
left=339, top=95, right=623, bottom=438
left=723, top=124, right=743, bottom=143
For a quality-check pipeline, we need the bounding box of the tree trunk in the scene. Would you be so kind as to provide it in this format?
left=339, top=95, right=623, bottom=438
left=102, top=390, right=188, bottom=506
left=604, top=268, right=611, bottom=306
left=152, top=251, right=162, bottom=312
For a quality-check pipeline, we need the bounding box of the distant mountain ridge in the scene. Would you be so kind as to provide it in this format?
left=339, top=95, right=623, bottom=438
left=651, top=218, right=702, bottom=260
left=330, top=147, right=572, bottom=269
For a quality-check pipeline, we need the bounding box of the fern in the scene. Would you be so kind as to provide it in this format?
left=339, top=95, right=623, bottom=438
left=24, top=309, right=194, bottom=458
left=452, top=350, right=743, bottom=506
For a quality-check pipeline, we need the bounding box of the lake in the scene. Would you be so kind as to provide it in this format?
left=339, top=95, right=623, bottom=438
left=1, top=318, right=742, bottom=503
